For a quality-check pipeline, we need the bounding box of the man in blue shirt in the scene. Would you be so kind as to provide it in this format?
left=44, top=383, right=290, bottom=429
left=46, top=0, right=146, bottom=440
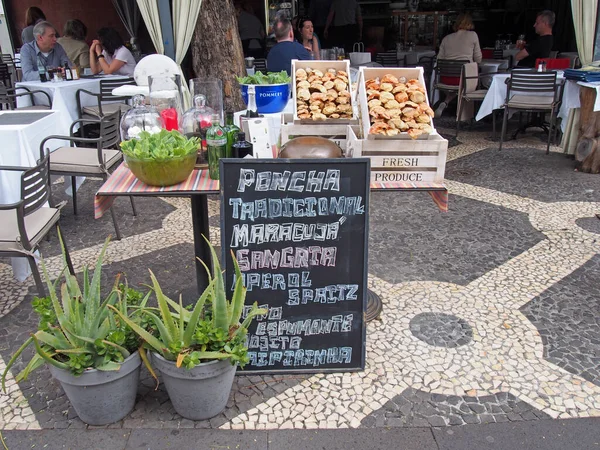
left=21, top=21, right=71, bottom=81
left=267, top=16, right=311, bottom=75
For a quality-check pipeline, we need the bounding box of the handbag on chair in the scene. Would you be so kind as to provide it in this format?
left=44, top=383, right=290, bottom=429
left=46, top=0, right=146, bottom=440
left=349, top=42, right=371, bottom=66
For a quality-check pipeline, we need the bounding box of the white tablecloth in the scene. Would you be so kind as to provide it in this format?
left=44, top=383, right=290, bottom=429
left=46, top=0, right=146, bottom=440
left=0, top=111, right=59, bottom=281
left=475, top=72, right=574, bottom=132
left=16, top=75, right=128, bottom=134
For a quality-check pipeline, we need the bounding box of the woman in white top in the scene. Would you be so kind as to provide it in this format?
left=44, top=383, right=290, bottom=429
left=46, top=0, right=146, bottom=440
left=89, top=27, right=136, bottom=76
left=435, top=14, right=482, bottom=117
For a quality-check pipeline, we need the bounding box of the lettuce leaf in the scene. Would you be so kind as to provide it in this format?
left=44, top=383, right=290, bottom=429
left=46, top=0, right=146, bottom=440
left=120, top=129, right=200, bottom=161
left=237, top=71, right=290, bottom=85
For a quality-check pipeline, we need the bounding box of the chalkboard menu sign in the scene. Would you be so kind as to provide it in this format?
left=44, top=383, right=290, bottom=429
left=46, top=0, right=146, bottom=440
left=220, top=159, right=370, bottom=373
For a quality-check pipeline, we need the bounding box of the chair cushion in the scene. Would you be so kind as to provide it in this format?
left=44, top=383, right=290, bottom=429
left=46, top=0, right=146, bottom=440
left=49, top=147, right=122, bottom=174
left=507, top=94, right=554, bottom=109
left=0, top=207, right=60, bottom=251
left=17, top=105, right=51, bottom=111
left=82, top=103, right=131, bottom=117
left=464, top=90, right=488, bottom=100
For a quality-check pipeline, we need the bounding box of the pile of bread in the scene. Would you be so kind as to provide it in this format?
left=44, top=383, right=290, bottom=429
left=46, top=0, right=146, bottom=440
left=295, top=68, right=353, bottom=121
left=366, top=74, right=434, bottom=139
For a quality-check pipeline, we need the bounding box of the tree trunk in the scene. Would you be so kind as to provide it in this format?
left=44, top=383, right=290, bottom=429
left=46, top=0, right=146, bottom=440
left=575, top=86, right=600, bottom=174
left=191, top=0, right=246, bottom=113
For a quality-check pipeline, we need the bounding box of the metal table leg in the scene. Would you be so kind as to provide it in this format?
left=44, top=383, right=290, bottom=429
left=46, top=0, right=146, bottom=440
left=190, top=194, right=212, bottom=295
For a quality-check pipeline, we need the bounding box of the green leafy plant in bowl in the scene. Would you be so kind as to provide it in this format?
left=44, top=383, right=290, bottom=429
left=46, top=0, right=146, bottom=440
left=120, top=129, right=201, bottom=187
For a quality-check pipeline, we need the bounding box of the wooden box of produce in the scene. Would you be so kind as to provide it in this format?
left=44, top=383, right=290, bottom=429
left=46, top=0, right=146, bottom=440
left=358, top=66, right=436, bottom=140
left=280, top=113, right=348, bottom=150
left=292, top=59, right=358, bottom=124
left=346, top=125, right=447, bottom=183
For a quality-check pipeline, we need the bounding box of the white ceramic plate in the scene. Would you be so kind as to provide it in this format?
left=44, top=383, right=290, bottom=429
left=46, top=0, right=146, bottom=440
left=133, top=54, right=180, bottom=86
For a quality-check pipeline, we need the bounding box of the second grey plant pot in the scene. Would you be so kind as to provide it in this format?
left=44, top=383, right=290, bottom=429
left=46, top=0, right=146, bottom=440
left=151, top=352, right=237, bottom=420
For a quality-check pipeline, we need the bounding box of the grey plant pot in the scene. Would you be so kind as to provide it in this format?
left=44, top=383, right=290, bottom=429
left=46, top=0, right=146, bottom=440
left=48, top=351, right=141, bottom=426
left=151, top=352, right=237, bottom=420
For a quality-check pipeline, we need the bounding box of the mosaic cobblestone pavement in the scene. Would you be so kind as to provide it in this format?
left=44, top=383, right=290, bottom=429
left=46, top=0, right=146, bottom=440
left=1, top=126, right=600, bottom=431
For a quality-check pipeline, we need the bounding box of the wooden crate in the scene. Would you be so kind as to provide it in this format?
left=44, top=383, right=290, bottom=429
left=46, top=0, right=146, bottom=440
left=280, top=113, right=348, bottom=151
left=358, top=66, right=436, bottom=140
left=291, top=59, right=358, bottom=125
left=346, top=125, right=447, bottom=183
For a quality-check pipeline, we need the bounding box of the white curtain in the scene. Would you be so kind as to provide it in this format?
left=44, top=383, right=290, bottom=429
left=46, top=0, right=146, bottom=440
left=172, top=0, right=203, bottom=109
left=135, top=0, right=164, bottom=55
left=571, top=0, right=598, bottom=66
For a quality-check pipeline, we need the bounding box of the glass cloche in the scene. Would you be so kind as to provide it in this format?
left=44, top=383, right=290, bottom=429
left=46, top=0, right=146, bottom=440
left=120, top=95, right=164, bottom=141
left=181, top=94, right=216, bottom=164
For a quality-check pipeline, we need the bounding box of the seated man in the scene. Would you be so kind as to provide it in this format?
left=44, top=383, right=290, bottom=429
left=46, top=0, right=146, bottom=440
left=515, top=10, right=554, bottom=68
left=267, top=16, right=311, bottom=75
left=21, top=21, right=71, bottom=81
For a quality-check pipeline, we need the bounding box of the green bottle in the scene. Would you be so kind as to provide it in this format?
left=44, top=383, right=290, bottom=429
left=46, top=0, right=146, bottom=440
left=224, top=111, right=240, bottom=158
left=205, top=114, right=227, bottom=180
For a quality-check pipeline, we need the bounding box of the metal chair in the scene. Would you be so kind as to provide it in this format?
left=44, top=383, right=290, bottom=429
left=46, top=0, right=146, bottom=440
left=253, top=58, right=267, bottom=72
left=433, top=59, right=468, bottom=115
left=375, top=51, right=399, bottom=67
left=493, top=49, right=513, bottom=68
left=40, top=111, right=137, bottom=240
left=76, top=77, right=136, bottom=119
left=456, top=62, right=494, bottom=138
left=0, top=154, right=74, bottom=296
left=498, top=70, right=562, bottom=154
left=0, top=81, right=51, bottom=110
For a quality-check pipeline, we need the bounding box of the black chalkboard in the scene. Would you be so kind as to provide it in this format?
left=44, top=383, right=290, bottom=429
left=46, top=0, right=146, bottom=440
left=220, top=158, right=370, bottom=373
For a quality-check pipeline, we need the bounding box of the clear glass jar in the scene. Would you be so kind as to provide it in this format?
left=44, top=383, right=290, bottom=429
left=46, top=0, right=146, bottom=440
left=181, top=94, right=216, bottom=164
left=119, top=95, right=164, bottom=141
left=148, top=74, right=183, bottom=131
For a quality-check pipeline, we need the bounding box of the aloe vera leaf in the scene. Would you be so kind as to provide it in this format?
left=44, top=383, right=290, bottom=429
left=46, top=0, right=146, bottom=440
left=148, top=270, right=178, bottom=342
left=30, top=335, right=70, bottom=370
left=233, top=304, right=269, bottom=338
left=138, top=346, right=159, bottom=390
left=54, top=347, right=93, bottom=354
left=176, top=352, right=186, bottom=368
left=178, top=296, right=185, bottom=343
left=1, top=336, right=34, bottom=392
left=143, top=311, right=175, bottom=347
left=86, top=239, right=110, bottom=329
left=95, top=361, right=121, bottom=371
left=160, top=293, right=192, bottom=322
left=15, top=354, right=44, bottom=383
left=99, top=340, right=130, bottom=358
left=188, top=351, right=234, bottom=361
left=34, top=330, right=71, bottom=350
left=87, top=290, right=118, bottom=338
left=182, top=277, right=217, bottom=347
left=202, top=235, right=228, bottom=331
left=229, top=250, right=246, bottom=327
left=107, top=305, right=171, bottom=359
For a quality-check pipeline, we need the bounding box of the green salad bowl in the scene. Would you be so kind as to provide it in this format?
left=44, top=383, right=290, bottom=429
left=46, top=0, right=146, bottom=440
left=124, top=152, right=197, bottom=187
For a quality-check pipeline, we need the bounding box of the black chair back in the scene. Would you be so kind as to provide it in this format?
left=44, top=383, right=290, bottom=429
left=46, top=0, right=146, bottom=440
left=436, top=59, right=468, bottom=79
left=507, top=70, right=557, bottom=95
left=99, top=110, right=122, bottom=149
left=21, top=155, right=50, bottom=216
left=375, top=51, right=398, bottom=67
left=99, top=77, right=136, bottom=102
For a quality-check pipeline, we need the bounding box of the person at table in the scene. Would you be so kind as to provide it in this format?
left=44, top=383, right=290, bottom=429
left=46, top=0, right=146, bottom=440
left=266, top=15, right=311, bottom=75
left=236, top=1, right=265, bottom=59
left=308, top=0, right=332, bottom=48
left=21, top=21, right=71, bottom=82
left=295, top=16, right=320, bottom=59
left=57, top=20, right=90, bottom=69
left=89, top=27, right=136, bottom=76
left=324, top=0, right=362, bottom=54
left=515, top=10, right=554, bottom=68
left=21, top=6, right=46, bottom=45
left=434, top=13, right=482, bottom=117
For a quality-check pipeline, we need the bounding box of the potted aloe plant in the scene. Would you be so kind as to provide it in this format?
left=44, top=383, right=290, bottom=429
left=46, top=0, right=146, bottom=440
left=111, top=237, right=267, bottom=420
left=1, top=237, right=147, bottom=426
